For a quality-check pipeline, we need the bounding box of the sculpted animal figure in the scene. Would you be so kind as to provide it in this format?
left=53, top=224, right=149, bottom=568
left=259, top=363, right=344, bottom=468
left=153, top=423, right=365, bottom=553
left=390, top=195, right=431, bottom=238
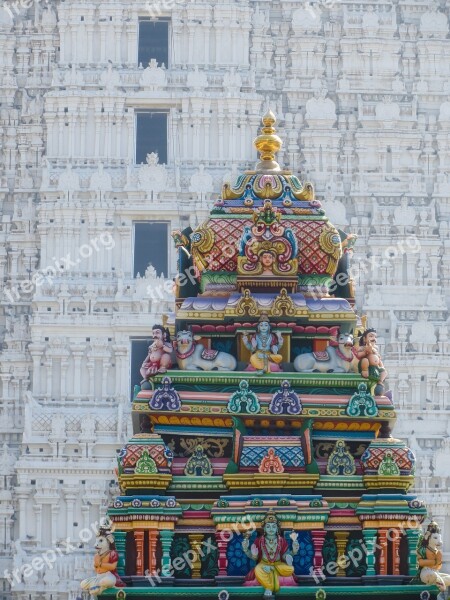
left=417, top=521, right=450, bottom=593
left=294, top=332, right=357, bottom=374
left=174, top=330, right=237, bottom=371
left=80, top=522, right=124, bottom=596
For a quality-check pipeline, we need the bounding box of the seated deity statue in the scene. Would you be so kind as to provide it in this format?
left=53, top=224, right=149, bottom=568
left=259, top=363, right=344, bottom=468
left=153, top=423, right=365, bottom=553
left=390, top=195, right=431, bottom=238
left=439, top=100, right=450, bottom=123
left=420, top=3, right=449, bottom=38
left=362, top=5, right=379, bottom=34
left=417, top=521, right=450, bottom=592
left=375, top=97, right=400, bottom=123
left=140, top=59, right=166, bottom=89
left=243, top=314, right=284, bottom=375
left=140, top=324, right=173, bottom=379
left=392, top=74, right=406, bottom=93
left=353, top=328, right=387, bottom=395
left=305, top=87, right=336, bottom=122
left=243, top=511, right=299, bottom=597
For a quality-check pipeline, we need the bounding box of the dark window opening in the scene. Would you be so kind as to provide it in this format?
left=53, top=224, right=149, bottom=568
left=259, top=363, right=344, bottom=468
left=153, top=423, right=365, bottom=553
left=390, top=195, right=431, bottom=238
left=138, top=18, right=169, bottom=68
left=130, top=338, right=152, bottom=400
left=133, top=221, right=169, bottom=278
left=135, top=111, right=168, bottom=165
left=125, top=531, right=137, bottom=575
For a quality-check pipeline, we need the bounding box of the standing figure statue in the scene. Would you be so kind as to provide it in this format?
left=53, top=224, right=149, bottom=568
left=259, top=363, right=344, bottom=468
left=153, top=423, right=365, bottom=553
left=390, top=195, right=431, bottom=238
left=417, top=521, right=450, bottom=593
left=243, top=510, right=299, bottom=597
left=243, top=314, right=284, bottom=375
left=80, top=520, right=124, bottom=596
left=140, top=324, right=173, bottom=379
left=354, top=328, right=387, bottom=395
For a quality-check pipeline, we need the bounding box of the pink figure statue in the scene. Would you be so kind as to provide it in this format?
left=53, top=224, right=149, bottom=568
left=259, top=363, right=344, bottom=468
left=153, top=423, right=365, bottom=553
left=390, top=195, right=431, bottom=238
left=140, top=324, right=173, bottom=379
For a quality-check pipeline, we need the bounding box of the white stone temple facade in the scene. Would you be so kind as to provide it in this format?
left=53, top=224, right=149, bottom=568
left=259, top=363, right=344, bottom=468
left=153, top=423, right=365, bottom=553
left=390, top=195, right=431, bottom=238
left=0, top=0, right=449, bottom=598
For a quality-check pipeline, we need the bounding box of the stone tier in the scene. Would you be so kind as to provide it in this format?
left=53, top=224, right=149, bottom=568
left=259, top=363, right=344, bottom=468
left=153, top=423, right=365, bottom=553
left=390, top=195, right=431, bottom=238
left=100, top=584, right=438, bottom=599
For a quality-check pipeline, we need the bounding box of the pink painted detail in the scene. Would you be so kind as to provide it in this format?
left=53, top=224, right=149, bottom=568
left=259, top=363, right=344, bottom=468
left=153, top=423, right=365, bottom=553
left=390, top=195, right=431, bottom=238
left=244, top=576, right=297, bottom=587
left=200, top=348, right=219, bottom=361
left=216, top=530, right=228, bottom=576
left=311, top=530, right=327, bottom=576
left=243, top=436, right=301, bottom=442
left=259, top=175, right=277, bottom=189
left=329, top=509, right=355, bottom=517
left=182, top=511, right=211, bottom=519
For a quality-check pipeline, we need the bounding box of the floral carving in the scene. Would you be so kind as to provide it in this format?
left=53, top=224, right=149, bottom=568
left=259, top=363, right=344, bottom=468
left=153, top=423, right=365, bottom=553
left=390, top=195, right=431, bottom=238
left=326, top=439, right=356, bottom=476
left=270, top=288, right=296, bottom=317
left=258, top=448, right=284, bottom=474
left=184, top=445, right=213, bottom=477
left=346, top=383, right=378, bottom=417
left=269, top=380, right=302, bottom=415
left=227, top=381, right=261, bottom=414
left=149, top=377, right=181, bottom=411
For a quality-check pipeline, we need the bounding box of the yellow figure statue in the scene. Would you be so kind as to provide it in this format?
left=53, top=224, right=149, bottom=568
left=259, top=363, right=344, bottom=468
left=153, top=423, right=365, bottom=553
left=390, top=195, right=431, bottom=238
left=243, top=511, right=299, bottom=597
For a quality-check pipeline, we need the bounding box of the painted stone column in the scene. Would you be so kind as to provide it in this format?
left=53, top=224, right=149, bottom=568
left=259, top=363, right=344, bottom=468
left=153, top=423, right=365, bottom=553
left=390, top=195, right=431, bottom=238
left=134, top=530, right=145, bottom=576
left=392, top=529, right=401, bottom=576
left=311, top=529, right=327, bottom=577
left=160, top=530, right=174, bottom=577
left=188, top=533, right=204, bottom=578
left=406, top=529, right=420, bottom=576
left=334, top=531, right=350, bottom=576
left=361, top=529, right=377, bottom=577
left=215, top=530, right=228, bottom=576
left=378, top=529, right=388, bottom=575
left=148, top=530, right=159, bottom=576
left=114, top=531, right=127, bottom=576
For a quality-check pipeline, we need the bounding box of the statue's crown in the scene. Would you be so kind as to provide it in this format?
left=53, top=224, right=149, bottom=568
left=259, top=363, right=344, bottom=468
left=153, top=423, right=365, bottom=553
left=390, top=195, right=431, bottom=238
left=262, top=509, right=279, bottom=527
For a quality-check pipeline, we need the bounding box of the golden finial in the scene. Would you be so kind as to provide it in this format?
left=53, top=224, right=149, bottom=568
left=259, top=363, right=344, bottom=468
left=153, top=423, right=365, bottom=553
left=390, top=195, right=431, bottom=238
left=254, top=110, right=283, bottom=173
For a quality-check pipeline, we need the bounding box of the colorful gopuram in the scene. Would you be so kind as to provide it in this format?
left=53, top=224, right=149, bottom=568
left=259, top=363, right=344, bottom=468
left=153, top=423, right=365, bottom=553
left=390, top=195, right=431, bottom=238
left=87, top=112, right=444, bottom=600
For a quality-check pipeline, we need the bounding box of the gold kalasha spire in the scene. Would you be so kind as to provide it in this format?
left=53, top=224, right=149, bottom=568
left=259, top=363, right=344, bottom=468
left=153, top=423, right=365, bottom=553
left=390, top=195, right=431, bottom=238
left=254, top=109, right=283, bottom=173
